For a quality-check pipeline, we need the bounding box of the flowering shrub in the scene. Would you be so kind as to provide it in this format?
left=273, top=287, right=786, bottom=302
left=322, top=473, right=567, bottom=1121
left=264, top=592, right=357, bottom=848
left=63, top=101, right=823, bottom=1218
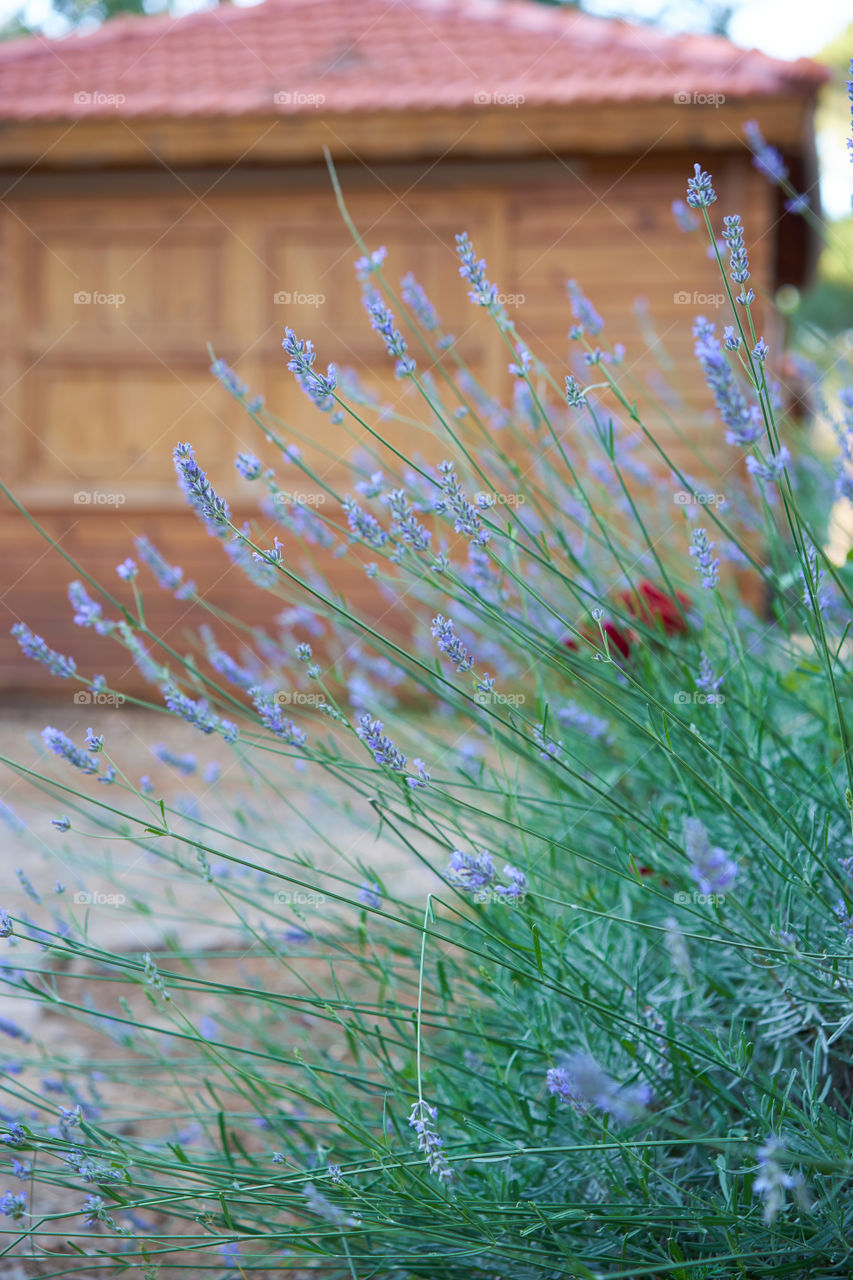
left=2, top=109, right=853, bottom=1277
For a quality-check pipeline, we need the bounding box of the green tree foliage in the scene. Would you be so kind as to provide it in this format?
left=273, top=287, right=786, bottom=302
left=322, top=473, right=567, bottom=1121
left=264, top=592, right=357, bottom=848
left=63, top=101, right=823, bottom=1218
left=0, top=0, right=201, bottom=40
left=516, top=0, right=735, bottom=37
left=2, top=0, right=737, bottom=41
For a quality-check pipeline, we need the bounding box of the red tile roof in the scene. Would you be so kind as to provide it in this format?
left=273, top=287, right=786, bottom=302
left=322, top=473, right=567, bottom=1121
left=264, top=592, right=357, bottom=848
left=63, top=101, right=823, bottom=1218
left=0, top=0, right=827, bottom=121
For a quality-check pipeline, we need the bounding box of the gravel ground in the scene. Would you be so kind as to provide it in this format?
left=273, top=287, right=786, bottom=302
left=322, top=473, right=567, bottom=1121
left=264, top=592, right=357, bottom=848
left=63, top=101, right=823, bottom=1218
left=0, top=700, right=439, bottom=950
left=0, top=702, right=444, bottom=1278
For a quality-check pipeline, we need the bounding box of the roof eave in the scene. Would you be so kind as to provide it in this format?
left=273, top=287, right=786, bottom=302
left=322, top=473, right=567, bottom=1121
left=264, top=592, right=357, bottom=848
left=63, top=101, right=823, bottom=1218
left=0, top=95, right=820, bottom=170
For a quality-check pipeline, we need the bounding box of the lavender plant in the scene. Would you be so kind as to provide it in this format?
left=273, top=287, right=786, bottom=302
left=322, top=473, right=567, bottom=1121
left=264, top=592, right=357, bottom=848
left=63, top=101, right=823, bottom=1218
left=2, top=141, right=853, bottom=1280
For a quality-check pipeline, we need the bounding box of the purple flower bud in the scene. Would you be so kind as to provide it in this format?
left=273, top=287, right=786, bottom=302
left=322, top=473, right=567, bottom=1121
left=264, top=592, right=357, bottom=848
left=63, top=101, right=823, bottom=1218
left=116, top=558, right=137, bottom=581
left=685, top=163, right=717, bottom=209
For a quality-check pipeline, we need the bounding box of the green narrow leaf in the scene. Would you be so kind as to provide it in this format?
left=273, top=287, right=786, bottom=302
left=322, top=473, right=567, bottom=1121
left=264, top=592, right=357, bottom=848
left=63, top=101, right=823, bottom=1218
left=531, top=923, right=544, bottom=978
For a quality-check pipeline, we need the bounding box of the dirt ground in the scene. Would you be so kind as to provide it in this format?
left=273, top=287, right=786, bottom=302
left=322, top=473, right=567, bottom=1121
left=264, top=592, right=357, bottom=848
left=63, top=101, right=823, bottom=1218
left=0, top=702, right=444, bottom=1279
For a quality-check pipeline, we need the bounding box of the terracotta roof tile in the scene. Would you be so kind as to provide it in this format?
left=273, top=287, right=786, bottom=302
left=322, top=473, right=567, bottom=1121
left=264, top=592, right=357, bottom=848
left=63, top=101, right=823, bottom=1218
left=0, top=0, right=828, bottom=121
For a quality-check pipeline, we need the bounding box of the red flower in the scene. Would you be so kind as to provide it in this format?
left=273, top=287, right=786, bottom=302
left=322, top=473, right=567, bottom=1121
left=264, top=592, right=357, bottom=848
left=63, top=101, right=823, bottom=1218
left=561, top=581, right=688, bottom=662
left=600, top=620, right=633, bottom=660
left=618, top=580, right=690, bottom=636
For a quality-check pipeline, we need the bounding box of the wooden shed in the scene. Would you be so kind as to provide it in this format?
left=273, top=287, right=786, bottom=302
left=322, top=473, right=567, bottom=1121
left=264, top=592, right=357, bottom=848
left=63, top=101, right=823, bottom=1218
left=0, top=0, right=826, bottom=692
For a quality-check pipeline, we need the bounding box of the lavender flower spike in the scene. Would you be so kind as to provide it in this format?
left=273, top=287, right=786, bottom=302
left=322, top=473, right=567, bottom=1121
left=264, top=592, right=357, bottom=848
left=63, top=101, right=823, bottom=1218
left=357, top=880, right=382, bottom=909
left=302, top=1184, right=360, bottom=1228
left=802, top=539, right=832, bottom=613
left=11, top=624, right=76, bottom=679
left=567, top=279, right=603, bottom=336
left=400, top=272, right=440, bottom=332
left=743, top=121, right=789, bottom=186
left=685, top=163, right=717, bottom=209
left=753, top=1136, right=802, bottom=1225
left=41, top=727, right=100, bottom=775
left=0, top=1191, right=26, bottom=1220
left=695, top=652, right=722, bottom=697
left=281, top=328, right=335, bottom=392
left=445, top=850, right=526, bottom=902
left=721, top=215, right=750, bottom=285
left=689, top=527, right=719, bottom=589
left=354, top=245, right=386, bottom=281
left=746, top=446, right=790, bottom=484
left=134, top=536, right=192, bottom=596
left=356, top=714, right=407, bottom=772
left=547, top=1053, right=651, bottom=1124
left=385, top=489, right=431, bottom=552
left=672, top=199, right=699, bottom=232
left=363, top=289, right=415, bottom=378
left=210, top=357, right=250, bottom=398
left=456, top=232, right=511, bottom=330
left=495, top=864, right=528, bottom=902
left=431, top=614, right=474, bottom=672
left=434, top=462, right=489, bottom=547
left=162, top=683, right=237, bottom=742
left=406, top=758, right=431, bottom=790
left=68, top=582, right=114, bottom=635
left=173, top=443, right=230, bottom=528
left=446, top=848, right=496, bottom=894
left=684, top=816, right=737, bottom=895
left=250, top=689, right=307, bottom=747
left=282, top=328, right=341, bottom=419
left=235, top=452, right=262, bottom=481
left=565, top=376, right=587, bottom=408
left=153, top=744, right=197, bottom=775
left=342, top=496, right=388, bottom=549
left=408, top=1101, right=453, bottom=1181
left=692, top=318, right=761, bottom=447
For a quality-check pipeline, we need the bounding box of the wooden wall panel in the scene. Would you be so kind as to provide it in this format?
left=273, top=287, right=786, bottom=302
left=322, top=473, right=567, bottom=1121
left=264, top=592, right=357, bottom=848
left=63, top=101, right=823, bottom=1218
left=0, top=153, right=780, bottom=692
left=18, top=369, right=250, bottom=494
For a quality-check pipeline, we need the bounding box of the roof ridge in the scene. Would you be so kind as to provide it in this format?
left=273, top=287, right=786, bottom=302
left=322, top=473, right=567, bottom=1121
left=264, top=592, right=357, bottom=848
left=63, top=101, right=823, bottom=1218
left=0, top=0, right=826, bottom=76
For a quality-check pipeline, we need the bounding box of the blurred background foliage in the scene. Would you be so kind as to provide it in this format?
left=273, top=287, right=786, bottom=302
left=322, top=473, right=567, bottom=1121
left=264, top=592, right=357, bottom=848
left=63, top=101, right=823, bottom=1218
left=798, top=20, right=853, bottom=340
left=0, top=0, right=739, bottom=41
